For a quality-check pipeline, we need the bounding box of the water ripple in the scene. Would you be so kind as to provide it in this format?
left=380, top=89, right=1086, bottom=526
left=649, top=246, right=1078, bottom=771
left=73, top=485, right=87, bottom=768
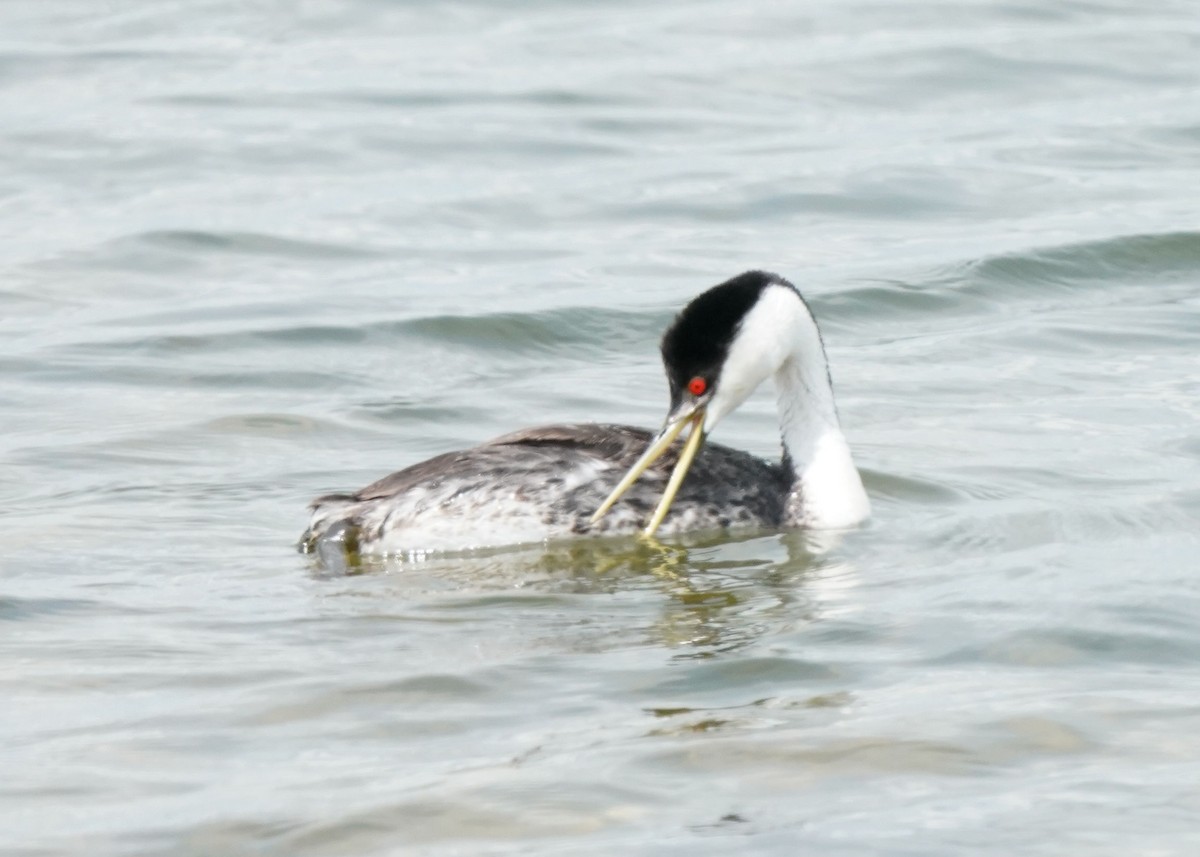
left=5, top=1, right=1200, bottom=855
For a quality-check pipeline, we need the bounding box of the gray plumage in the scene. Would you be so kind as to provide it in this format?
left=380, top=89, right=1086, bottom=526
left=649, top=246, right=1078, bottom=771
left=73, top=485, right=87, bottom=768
left=299, top=423, right=789, bottom=556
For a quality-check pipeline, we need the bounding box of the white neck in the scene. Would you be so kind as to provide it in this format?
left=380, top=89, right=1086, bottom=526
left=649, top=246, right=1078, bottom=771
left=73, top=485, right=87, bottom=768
left=702, top=282, right=870, bottom=529
left=774, top=351, right=870, bottom=529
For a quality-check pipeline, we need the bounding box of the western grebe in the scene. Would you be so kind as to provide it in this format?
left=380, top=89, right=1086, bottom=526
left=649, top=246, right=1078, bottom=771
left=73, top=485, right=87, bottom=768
left=300, top=271, right=869, bottom=557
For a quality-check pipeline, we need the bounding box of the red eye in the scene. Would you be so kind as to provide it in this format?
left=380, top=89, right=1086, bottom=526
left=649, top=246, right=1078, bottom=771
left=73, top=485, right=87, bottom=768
left=687, top=376, right=708, bottom=396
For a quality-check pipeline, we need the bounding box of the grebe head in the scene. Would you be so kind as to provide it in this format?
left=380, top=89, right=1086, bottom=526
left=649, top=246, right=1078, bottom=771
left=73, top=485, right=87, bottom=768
left=591, top=271, right=827, bottom=535
left=661, top=270, right=821, bottom=433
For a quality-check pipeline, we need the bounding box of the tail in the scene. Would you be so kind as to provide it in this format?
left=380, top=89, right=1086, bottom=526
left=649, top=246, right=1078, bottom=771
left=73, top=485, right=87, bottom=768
left=298, top=495, right=365, bottom=563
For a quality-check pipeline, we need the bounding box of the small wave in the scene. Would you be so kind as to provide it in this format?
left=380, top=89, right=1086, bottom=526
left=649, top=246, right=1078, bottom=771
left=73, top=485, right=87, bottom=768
left=133, top=229, right=383, bottom=261
left=0, top=596, right=103, bottom=622
left=25, top=229, right=383, bottom=282
left=151, top=87, right=635, bottom=111
left=397, top=306, right=659, bottom=356
left=65, top=304, right=665, bottom=362
left=937, top=624, right=1199, bottom=669
left=965, top=230, right=1200, bottom=292
left=821, top=230, right=1200, bottom=331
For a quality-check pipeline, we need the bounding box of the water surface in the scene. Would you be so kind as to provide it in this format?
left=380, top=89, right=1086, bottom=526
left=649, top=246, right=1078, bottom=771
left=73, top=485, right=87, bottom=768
left=4, top=1, right=1200, bottom=854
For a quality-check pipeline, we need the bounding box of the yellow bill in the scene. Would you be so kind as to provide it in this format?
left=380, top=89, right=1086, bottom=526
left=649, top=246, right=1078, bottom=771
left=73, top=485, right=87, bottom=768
left=640, top=415, right=705, bottom=536
left=590, top=410, right=707, bottom=537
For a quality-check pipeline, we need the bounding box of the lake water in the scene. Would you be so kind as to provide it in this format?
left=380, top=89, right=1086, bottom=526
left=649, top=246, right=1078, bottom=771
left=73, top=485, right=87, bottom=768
left=4, top=1, right=1200, bottom=854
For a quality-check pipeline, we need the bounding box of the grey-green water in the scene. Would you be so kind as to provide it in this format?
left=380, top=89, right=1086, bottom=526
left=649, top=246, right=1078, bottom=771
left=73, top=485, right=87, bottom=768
left=4, top=2, right=1200, bottom=854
